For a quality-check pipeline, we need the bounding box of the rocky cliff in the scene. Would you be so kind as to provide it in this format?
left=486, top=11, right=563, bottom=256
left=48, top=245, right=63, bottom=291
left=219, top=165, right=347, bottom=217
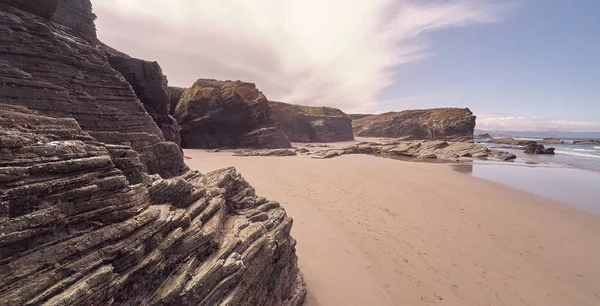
left=0, top=104, right=305, bottom=305
left=352, top=108, right=476, bottom=141
left=0, top=0, right=187, bottom=178
left=100, top=44, right=182, bottom=145
left=169, top=86, right=187, bottom=115
left=269, top=101, right=354, bottom=142
left=173, top=80, right=291, bottom=149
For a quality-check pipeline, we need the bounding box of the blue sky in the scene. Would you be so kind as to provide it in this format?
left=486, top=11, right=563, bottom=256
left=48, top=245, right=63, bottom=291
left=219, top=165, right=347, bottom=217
left=94, top=0, right=600, bottom=131
left=382, top=0, right=600, bottom=130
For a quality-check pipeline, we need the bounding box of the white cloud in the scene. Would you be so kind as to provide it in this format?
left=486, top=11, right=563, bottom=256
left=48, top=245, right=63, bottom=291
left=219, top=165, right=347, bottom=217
left=92, top=0, right=510, bottom=113
left=476, top=114, right=600, bottom=132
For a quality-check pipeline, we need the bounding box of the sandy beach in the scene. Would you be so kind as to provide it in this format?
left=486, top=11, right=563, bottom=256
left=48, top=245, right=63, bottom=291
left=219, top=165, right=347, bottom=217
left=185, top=149, right=600, bottom=306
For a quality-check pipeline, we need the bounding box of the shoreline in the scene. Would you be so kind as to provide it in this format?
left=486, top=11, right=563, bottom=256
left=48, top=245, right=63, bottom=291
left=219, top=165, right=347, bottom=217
left=184, top=149, right=600, bottom=306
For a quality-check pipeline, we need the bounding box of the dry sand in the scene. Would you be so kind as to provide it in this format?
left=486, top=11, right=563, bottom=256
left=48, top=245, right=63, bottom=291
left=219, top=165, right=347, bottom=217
left=184, top=150, right=600, bottom=306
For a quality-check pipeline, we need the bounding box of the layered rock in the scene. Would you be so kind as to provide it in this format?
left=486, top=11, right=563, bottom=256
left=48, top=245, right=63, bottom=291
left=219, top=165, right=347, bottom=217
left=100, top=44, right=181, bottom=145
left=300, top=139, right=515, bottom=161
left=537, top=138, right=564, bottom=144
left=269, top=101, right=354, bottom=142
left=50, top=0, right=97, bottom=44
left=0, top=2, right=187, bottom=178
left=524, top=142, right=555, bottom=154
left=173, top=80, right=291, bottom=149
left=352, top=108, right=476, bottom=141
left=0, top=104, right=305, bottom=305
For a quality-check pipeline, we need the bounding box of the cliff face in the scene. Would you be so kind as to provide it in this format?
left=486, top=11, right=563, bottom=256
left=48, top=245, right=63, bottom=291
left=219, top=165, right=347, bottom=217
left=169, top=86, right=187, bottom=115
left=269, top=102, right=354, bottom=142
left=0, top=104, right=305, bottom=305
left=173, top=79, right=291, bottom=149
left=352, top=108, right=476, bottom=141
left=100, top=44, right=182, bottom=145
left=0, top=1, right=187, bottom=178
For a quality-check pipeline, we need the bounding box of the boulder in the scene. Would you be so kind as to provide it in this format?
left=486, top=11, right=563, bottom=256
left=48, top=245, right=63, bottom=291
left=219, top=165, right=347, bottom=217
left=0, top=2, right=187, bottom=178
left=173, top=79, right=291, bottom=149
left=352, top=108, right=476, bottom=141
left=269, top=101, right=354, bottom=142
left=0, top=105, right=306, bottom=305
left=475, top=133, right=493, bottom=139
left=100, top=44, right=181, bottom=145
left=524, top=142, right=555, bottom=154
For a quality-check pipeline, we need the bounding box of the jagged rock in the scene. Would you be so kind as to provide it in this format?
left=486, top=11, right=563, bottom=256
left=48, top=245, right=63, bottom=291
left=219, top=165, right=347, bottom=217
left=352, top=108, right=476, bottom=141
left=50, top=0, right=97, bottom=44
left=524, top=142, right=555, bottom=154
left=234, top=149, right=297, bottom=157
left=173, top=79, right=291, bottom=149
left=0, top=2, right=187, bottom=178
left=573, top=140, right=600, bottom=145
left=269, top=101, right=354, bottom=142
left=100, top=44, right=182, bottom=145
left=0, top=104, right=305, bottom=305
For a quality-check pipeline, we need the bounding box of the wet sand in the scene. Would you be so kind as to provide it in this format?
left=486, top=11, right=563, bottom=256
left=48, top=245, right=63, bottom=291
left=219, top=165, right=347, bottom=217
left=185, top=150, right=600, bottom=306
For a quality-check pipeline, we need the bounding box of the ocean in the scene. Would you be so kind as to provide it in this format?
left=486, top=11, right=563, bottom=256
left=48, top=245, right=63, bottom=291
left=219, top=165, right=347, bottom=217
left=476, top=137, right=600, bottom=172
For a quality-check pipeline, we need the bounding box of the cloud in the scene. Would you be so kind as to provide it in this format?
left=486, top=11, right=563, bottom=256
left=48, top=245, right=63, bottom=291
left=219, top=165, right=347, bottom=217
left=476, top=114, right=600, bottom=132
left=92, top=0, right=510, bottom=113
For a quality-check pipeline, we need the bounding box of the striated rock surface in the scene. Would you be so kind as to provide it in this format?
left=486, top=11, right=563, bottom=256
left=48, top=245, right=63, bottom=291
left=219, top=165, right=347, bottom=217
left=524, top=142, right=555, bottom=154
left=0, top=104, right=305, bottom=305
left=0, top=1, right=187, bottom=178
left=300, top=139, right=515, bottom=161
left=50, top=0, right=97, bottom=44
left=269, top=101, right=354, bottom=142
left=173, top=79, right=291, bottom=149
left=352, top=108, right=476, bottom=141
left=234, top=149, right=297, bottom=157
left=100, top=44, right=182, bottom=145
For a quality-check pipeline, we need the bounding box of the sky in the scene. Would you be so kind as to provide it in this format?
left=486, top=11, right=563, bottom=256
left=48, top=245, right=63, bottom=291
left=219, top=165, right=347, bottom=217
left=92, top=0, right=600, bottom=132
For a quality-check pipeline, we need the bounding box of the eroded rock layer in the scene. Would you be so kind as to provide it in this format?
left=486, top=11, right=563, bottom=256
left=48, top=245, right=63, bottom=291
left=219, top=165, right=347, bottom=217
left=101, top=44, right=182, bottom=145
left=0, top=104, right=305, bottom=305
left=269, top=101, right=354, bottom=142
left=174, top=79, right=291, bottom=149
left=352, top=108, right=476, bottom=141
left=0, top=2, right=187, bottom=178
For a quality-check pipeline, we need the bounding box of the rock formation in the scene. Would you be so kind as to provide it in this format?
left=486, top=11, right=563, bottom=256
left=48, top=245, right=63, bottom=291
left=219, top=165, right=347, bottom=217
left=269, top=101, right=354, bottom=142
left=294, top=139, right=515, bottom=161
left=0, top=0, right=187, bottom=178
left=352, top=108, right=476, bottom=141
left=537, top=138, right=564, bottom=144
left=173, top=79, right=291, bottom=149
left=574, top=140, right=600, bottom=145
left=100, top=44, right=182, bottom=145
left=0, top=104, right=305, bottom=305
left=524, top=142, right=555, bottom=154
left=475, top=133, right=493, bottom=139
left=169, top=86, right=188, bottom=115
left=486, top=138, right=534, bottom=146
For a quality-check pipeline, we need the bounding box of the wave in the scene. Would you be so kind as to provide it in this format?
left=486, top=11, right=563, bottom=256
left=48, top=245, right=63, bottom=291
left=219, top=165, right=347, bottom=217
left=596, top=146, right=600, bottom=149
left=555, top=150, right=600, bottom=159
left=562, top=148, right=598, bottom=152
